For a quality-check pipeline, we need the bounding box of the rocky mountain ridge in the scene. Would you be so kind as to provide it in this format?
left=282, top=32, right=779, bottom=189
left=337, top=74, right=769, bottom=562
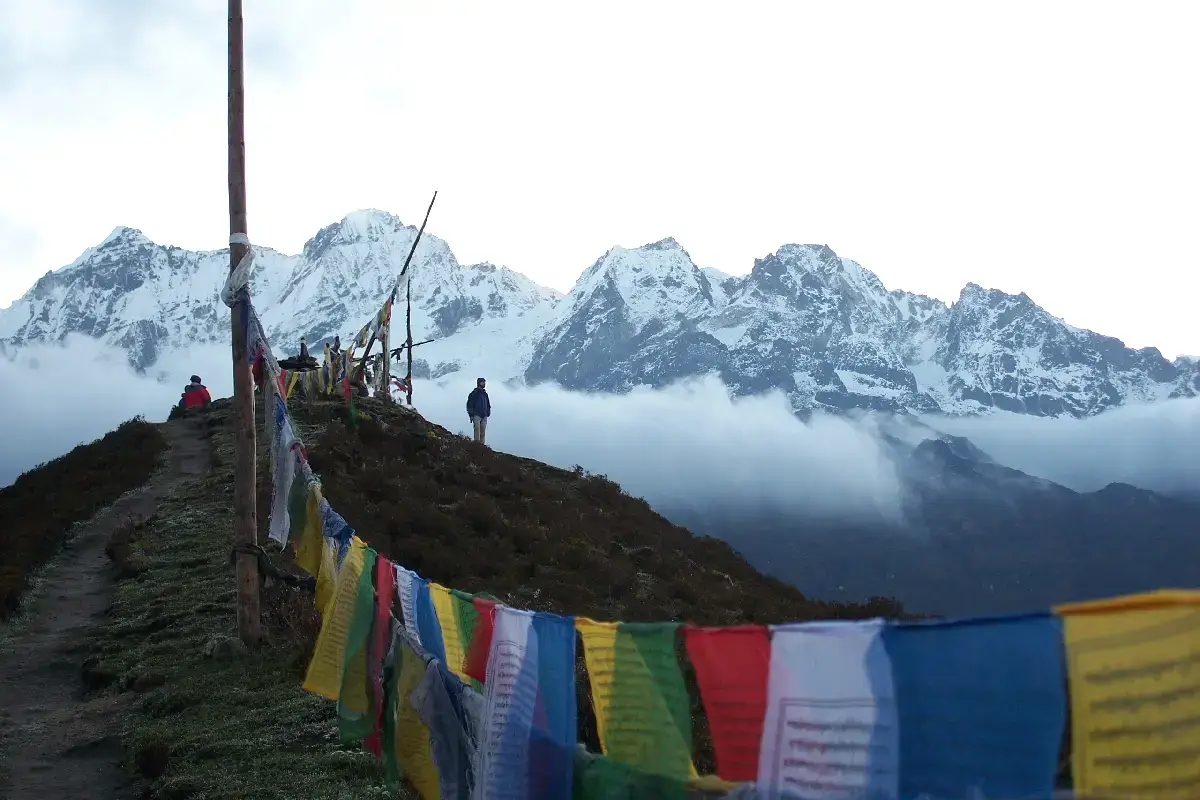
left=2, top=209, right=1195, bottom=418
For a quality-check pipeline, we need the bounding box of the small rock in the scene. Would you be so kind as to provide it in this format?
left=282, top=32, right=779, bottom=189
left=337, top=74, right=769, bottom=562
left=204, top=635, right=248, bottom=662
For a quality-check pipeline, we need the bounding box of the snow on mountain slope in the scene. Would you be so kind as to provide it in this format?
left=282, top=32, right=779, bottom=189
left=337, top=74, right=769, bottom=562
left=913, top=283, right=1196, bottom=416
left=522, top=240, right=1198, bottom=416
left=0, top=210, right=560, bottom=377
left=0, top=226, right=293, bottom=367
left=523, top=237, right=725, bottom=390
left=2, top=212, right=1195, bottom=418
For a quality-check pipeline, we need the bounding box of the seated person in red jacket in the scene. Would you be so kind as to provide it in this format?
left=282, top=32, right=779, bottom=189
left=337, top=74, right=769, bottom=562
left=179, top=375, right=212, bottom=409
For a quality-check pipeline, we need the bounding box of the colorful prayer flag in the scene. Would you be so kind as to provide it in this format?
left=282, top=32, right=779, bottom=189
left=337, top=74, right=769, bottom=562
left=393, top=637, right=442, bottom=799
left=303, top=538, right=368, bottom=701
left=415, top=577, right=447, bottom=665
left=337, top=549, right=378, bottom=744
left=364, top=555, right=396, bottom=758
left=881, top=613, right=1067, bottom=799
left=758, top=621, right=899, bottom=799
left=478, top=607, right=577, bottom=799
left=1057, top=590, right=1200, bottom=799
left=465, top=596, right=498, bottom=683
left=431, top=582, right=470, bottom=682
left=576, top=619, right=695, bottom=781
left=393, top=564, right=421, bottom=642
left=683, top=625, right=770, bottom=782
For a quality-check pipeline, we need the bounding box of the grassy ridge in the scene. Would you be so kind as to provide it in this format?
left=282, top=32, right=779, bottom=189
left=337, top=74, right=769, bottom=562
left=0, top=417, right=165, bottom=620
left=94, top=397, right=905, bottom=796
left=91, top=408, right=391, bottom=799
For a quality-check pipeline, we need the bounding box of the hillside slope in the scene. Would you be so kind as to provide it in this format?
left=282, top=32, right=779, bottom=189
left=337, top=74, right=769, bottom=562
left=277, top=397, right=902, bottom=625
left=0, top=418, right=165, bottom=619
left=53, top=397, right=903, bottom=799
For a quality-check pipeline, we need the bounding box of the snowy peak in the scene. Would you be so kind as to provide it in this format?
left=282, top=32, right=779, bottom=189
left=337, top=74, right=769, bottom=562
left=0, top=213, right=560, bottom=373
left=565, top=236, right=719, bottom=327
left=99, top=225, right=154, bottom=250
left=2, top=217, right=1195, bottom=419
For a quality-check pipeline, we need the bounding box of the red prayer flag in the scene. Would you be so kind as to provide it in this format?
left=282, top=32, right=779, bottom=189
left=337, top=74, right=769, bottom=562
left=463, top=597, right=498, bottom=683
left=684, top=625, right=770, bottom=782
left=363, top=554, right=396, bottom=760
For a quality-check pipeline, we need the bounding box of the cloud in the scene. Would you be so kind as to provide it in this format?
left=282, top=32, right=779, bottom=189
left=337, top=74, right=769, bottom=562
left=0, top=335, right=230, bottom=486
left=918, top=400, right=1200, bottom=495
left=0, top=338, right=905, bottom=522
left=3, top=336, right=1199, bottom=520
left=413, top=374, right=906, bottom=523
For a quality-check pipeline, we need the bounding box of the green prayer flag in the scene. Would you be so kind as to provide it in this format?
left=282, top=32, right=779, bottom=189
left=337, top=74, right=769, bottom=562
left=337, top=548, right=378, bottom=745
left=607, top=622, right=693, bottom=782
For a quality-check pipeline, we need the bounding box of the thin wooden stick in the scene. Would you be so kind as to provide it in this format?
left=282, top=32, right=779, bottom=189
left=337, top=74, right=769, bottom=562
left=227, top=0, right=261, bottom=647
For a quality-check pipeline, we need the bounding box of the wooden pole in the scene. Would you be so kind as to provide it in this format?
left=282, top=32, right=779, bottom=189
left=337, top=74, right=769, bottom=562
left=228, top=0, right=261, bottom=647
left=379, top=320, right=390, bottom=402
left=398, top=191, right=436, bottom=407
left=405, top=277, right=413, bottom=406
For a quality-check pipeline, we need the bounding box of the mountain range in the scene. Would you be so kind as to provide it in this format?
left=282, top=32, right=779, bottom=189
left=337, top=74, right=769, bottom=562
left=2, top=209, right=1196, bottom=418
left=2, top=209, right=1198, bottom=614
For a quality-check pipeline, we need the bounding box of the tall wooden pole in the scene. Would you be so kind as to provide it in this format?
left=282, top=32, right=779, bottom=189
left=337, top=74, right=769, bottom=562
left=405, top=278, right=414, bottom=405
left=228, top=0, right=261, bottom=647
left=379, top=320, right=390, bottom=402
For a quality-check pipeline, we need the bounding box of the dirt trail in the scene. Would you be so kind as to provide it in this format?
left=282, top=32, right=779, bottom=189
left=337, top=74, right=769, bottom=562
left=0, top=415, right=212, bottom=800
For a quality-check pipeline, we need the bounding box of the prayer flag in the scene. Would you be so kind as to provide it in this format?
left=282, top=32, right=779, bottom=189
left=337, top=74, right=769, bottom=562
left=431, top=582, right=470, bottom=682
left=882, top=613, right=1067, bottom=799
left=337, top=549, right=378, bottom=744
left=393, top=637, right=442, bottom=799
left=477, top=607, right=577, bottom=799
left=293, top=484, right=324, bottom=577
left=364, top=555, right=396, bottom=758
left=303, top=538, right=368, bottom=700
left=393, top=564, right=421, bottom=642
left=758, top=621, right=899, bottom=799
left=465, top=596, right=498, bottom=683
left=1057, top=590, right=1200, bottom=799
left=683, top=625, right=770, bottom=782
left=576, top=619, right=695, bottom=781
left=415, top=578, right=447, bottom=665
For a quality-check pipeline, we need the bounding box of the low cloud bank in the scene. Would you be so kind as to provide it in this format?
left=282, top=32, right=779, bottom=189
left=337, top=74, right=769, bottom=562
left=2, top=336, right=1197, bottom=513
left=920, top=399, right=1200, bottom=495
left=412, top=375, right=905, bottom=522
left=0, top=335, right=230, bottom=486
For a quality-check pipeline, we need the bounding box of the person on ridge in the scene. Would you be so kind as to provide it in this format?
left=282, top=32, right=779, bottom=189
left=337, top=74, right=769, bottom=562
left=466, top=377, right=491, bottom=445
left=178, top=375, right=212, bottom=410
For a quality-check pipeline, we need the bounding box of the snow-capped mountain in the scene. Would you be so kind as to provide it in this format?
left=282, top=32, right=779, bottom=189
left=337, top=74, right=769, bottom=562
left=524, top=238, right=1198, bottom=416
left=2, top=209, right=1196, bottom=418
left=0, top=211, right=560, bottom=380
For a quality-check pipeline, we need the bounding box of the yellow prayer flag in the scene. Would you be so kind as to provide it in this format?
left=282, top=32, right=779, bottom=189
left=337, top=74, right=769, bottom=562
left=1057, top=590, right=1200, bottom=799
left=302, top=539, right=367, bottom=701
left=429, top=582, right=469, bottom=683
left=294, top=485, right=325, bottom=576
left=394, top=640, right=441, bottom=799
left=314, top=538, right=338, bottom=616
left=576, top=618, right=620, bottom=749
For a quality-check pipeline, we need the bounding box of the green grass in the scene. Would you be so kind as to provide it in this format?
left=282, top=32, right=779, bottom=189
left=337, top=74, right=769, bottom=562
left=89, top=414, right=397, bottom=800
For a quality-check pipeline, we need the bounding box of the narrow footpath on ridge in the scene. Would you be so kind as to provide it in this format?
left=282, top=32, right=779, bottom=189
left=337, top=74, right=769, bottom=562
left=0, top=415, right=213, bottom=800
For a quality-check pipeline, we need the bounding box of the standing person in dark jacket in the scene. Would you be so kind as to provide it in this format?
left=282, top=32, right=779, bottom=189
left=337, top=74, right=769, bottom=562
left=178, top=375, right=212, bottom=410
left=466, top=378, right=491, bottom=445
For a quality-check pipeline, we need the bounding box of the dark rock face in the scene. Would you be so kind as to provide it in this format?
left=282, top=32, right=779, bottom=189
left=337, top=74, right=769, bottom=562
left=667, top=433, right=1200, bottom=617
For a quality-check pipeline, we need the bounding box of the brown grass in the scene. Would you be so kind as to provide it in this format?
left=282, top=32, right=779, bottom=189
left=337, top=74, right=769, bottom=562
left=0, top=417, right=166, bottom=619
left=253, top=397, right=906, bottom=774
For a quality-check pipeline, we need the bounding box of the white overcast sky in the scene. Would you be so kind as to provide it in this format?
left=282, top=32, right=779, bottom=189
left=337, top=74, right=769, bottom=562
left=1, top=1, right=1197, bottom=356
